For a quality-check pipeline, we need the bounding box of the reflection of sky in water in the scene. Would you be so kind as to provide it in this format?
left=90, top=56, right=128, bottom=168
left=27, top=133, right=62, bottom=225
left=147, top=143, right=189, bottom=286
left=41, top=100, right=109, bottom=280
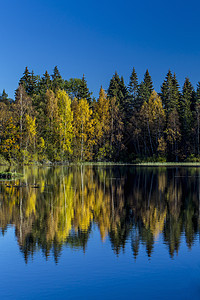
left=0, top=166, right=200, bottom=299
left=0, top=226, right=200, bottom=300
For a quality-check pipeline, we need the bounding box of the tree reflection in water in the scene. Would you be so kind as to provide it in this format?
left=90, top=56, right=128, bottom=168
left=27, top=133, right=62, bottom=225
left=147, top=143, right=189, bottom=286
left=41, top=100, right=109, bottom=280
left=0, top=166, right=199, bottom=263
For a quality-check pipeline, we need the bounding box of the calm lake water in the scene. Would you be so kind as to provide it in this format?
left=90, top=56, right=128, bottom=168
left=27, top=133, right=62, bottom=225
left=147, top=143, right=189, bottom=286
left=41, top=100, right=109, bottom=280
left=0, top=165, right=200, bottom=299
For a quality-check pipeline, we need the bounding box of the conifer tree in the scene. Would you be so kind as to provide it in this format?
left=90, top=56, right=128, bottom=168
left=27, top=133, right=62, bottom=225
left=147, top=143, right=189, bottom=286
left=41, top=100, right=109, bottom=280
left=51, top=66, right=64, bottom=91
left=165, top=108, right=181, bottom=161
left=107, top=72, right=121, bottom=100
left=137, top=69, right=153, bottom=110
left=0, top=89, right=9, bottom=104
left=196, top=82, right=200, bottom=155
left=179, top=78, right=195, bottom=157
left=29, top=71, right=38, bottom=95
left=78, top=74, right=92, bottom=104
left=109, top=97, right=124, bottom=161
left=19, top=67, right=31, bottom=94
left=108, top=72, right=129, bottom=118
left=128, top=67, right=138, bottom=100
left=42, top=71, right=51, bottom=90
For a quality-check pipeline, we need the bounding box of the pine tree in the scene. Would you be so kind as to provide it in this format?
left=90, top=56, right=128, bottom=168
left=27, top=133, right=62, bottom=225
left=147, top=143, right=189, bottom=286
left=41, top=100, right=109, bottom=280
left=42, top=71, right=51, bottom=89
left=165, top=108, right=181, bottom=161
left=137, top=69, right=153, bottom=111
left=29, top=71, right=38, bottom=95
left=143, top=69, right=153, bottom=93
left=19, top=67, right=38, bottom=96
left=0, top=89, right=9, bottom=104
left=196, top=82, right=200, bottom=155
left=107, top=72, right=121, bottom=100
left=78, top=74, right=92, bottom=104
left=108, top=72, right=129, bottom=117
left=179, top=77, right=195, bottom=157
left=109, top=97, right=124, bottom=161
left=160, top=71, right=181, bottom=159
left=128, top=67, right=138, bottom=99
left=19, top=67, right=31, bottom=94
left=51, top=66, right=64, bottom=91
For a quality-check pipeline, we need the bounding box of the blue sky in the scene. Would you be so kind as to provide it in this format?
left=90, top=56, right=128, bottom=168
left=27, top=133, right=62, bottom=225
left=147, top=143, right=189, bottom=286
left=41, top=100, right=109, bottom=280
left=1, top=0, right=200, bottom=98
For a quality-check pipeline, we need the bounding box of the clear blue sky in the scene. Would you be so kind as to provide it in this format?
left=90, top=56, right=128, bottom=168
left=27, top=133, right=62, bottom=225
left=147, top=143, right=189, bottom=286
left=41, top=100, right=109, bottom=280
left=1, top=0, right=200, bottom=99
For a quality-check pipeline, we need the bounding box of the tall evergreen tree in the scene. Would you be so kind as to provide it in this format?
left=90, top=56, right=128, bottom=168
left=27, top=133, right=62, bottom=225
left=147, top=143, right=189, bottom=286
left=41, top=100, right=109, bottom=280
left=108, top=72, right=129, bottom=115
left=0, top=89, right=9, bottom=104
left=78, top=74, right=92, bottom=104
left=19, top=67, right=37, bottom=96
left=137, top=69, right=153, bottom=110
left=107, top=72, right=121, bottom=100
left=119, top=76, right=130, bottom=119
left=179, top=78, right=195, bottom=157
left=195, top=82, right=200, bottom=155
left=39, top=70, right=52, bottom=92
left=19, top=67, right=31, bottom=94
left=128, top=67, right=138, bottom=99
left=51, top=66, right=64, bottom=91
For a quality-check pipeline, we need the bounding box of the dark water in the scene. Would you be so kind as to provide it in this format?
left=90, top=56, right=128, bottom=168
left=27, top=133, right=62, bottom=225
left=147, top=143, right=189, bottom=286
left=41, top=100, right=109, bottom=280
left=0, top=165, right=200, bottom=299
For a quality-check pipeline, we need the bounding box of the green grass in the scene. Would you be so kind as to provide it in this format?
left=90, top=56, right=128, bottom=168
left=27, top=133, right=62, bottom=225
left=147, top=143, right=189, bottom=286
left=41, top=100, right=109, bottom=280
left=134, top=162, right=200, bottom=166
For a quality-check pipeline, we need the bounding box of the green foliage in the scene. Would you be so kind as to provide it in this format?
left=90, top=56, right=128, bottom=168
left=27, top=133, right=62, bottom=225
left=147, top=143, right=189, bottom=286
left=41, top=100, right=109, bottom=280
left=0, top=66, right=200, bottom=163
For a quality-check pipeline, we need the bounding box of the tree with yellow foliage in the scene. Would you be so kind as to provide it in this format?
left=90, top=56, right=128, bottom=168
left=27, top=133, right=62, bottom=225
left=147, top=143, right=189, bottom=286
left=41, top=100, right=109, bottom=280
left=56, top=89, right=73, bottom=160
left=24, top=114, right=37, bottom=160
left=0, top=117, right=20, bottom=161
left=140, top=90, right=166, bottom=157
left=72, top=98, right=95, bottom=161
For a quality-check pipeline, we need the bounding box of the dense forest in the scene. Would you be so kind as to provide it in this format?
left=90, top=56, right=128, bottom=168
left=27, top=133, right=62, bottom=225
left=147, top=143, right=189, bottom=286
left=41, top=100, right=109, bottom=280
left=1, top=66, right=200, bottom=163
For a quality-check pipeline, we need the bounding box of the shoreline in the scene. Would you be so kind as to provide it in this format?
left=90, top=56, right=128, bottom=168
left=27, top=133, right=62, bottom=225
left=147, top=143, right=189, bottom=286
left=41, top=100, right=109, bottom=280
left=2, top=161, right=200, bottom=167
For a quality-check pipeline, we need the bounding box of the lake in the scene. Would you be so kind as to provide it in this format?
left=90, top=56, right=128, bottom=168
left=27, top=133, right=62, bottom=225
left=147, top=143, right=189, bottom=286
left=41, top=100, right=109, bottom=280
left=0, top=165, right=200, bottom=299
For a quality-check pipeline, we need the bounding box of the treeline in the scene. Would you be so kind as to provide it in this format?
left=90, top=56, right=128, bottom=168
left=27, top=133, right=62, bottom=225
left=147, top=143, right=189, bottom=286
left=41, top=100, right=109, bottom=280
left=1, top=66, right=200, bottom=163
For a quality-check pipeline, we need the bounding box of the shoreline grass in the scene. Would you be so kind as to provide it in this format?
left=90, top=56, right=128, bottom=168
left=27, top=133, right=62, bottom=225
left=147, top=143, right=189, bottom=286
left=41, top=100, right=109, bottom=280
left=0, top=172, right=24, bottom=179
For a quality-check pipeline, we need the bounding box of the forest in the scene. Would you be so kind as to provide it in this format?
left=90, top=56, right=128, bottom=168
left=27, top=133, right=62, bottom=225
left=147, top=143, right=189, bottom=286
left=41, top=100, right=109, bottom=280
left=0, top=66, right=200, bottom=163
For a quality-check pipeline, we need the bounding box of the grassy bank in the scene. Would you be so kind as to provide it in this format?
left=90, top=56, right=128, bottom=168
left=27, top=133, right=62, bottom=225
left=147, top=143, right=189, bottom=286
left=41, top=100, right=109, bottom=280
left=0, top=172, right=24, bottom=180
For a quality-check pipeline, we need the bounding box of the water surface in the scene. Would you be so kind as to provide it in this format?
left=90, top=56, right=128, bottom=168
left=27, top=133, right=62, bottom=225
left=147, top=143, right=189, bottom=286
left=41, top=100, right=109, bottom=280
left=0, top=166, right=200, bottom=299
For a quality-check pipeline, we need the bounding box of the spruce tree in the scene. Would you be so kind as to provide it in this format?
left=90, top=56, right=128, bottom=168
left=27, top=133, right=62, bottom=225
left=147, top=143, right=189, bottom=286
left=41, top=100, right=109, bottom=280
left=143, top=69, right=153, bottom=93
left=137, top=69, right=153, bottom=110
left=40, top=70, right=51, bottom=92
left=107, top=72, right=121, bottom=101
left=78, top=74, right=92, bottom=104
left=119, top=76, right=131, bottom=123
left=196, top=82, right=200, bottom=155
left=0, top=89, right=9, bottom=104
left=107, top=72, right=129, bottom=112
left=51, top=66, right=64, bottom=91
left=180, top=77, right=195, bottom=157
left=128, top=67, right=138, bottom=99
left=19, top=67, right=31, bottom=94
left=29, top=71, right=38, bottom=95
left=160, top=70, right=180, bottom=121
